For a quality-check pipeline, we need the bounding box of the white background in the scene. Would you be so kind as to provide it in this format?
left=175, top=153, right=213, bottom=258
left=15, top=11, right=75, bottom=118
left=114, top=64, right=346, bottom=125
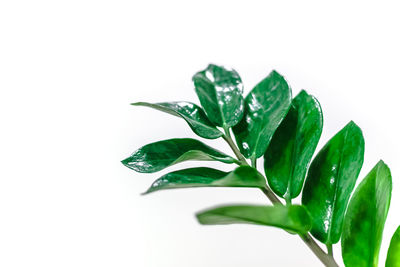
left=1, top=1, right=399, bottom=266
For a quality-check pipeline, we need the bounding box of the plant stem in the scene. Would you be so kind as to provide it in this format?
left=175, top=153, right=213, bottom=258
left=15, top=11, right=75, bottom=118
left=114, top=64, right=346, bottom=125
left=261, top=187, right=283, bottom=205
left=301, top=235, right=338, bottom=267
left=222, top=128, right=248, bottom=165
left=221, top=132, right=339, bottom=266
left=260, top=187, right=339, bottom=267
left=251, top=155, right=257, bottom=168
left=327, top=244, right=333, bottom=257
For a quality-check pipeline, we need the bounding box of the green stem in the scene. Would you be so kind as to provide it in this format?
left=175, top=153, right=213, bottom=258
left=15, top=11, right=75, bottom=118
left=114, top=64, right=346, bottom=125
left=261, top=186, right=339, bottom=267
left=261, top=187, right=283, bottom=206
left=285, top=196, right=292, bottom=206
left=222, top=128, right=248, bottom=165
left=327, top=244, right=333, bottom=257
left=300, top=235, right=338, bottom=267
left=220, top=132, right=338, bottom=267
left=251, top=154, right=257, bottom=168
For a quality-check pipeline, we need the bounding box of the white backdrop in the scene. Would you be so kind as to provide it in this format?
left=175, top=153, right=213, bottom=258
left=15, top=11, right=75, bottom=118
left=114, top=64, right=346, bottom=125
left=1, top=1, right=399, bottom=266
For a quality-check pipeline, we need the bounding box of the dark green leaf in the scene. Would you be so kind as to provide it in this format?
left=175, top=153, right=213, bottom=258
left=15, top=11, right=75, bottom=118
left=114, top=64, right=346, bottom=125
left=341, top=161, right=392, bottom=267
left=264, top=90, right=323, bottom=200
left=132, top=101, right=223, bottom=139
left=386, top=225, right=400, bottom=267
left=302, top=121, right=364, bottom=244
left=122, top=138, right=237, bottom=173
left=192, top=64, right=244, bottom=128
left=144, top=166, right=266, bottom=194
left=196, top=204, right=311, bottom=234
left=233, top=70, right=292, bottom=158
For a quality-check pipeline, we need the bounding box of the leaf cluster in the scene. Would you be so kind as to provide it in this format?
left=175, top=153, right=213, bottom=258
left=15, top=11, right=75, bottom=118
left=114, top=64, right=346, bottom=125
left=122, top=64, right=398, bottom=267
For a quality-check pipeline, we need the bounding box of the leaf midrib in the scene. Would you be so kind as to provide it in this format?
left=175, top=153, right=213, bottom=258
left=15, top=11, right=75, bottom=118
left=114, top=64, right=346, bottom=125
left=134, top=102, right=222, bottom=135
left=285, top=105, right=299, bottom=199
left=196, top=75, right=226, bottom=126
left=250, top=83, right=280, bottom=157
left=326, top=126, right=348, bottom=244
left=367, top=167, right=379, bottom=267
left=143, top=150, right=232, bottom=164
left=204, top=211, right=301, bottom=232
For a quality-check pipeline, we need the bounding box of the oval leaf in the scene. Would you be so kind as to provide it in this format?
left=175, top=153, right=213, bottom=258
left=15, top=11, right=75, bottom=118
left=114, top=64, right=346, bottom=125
left=341, top=160, right=392, bottom=267
left=264, top=90, right=323, bottom=200
left=233, top=70, right=292, bottom=158
left=386, top=226, right=400, bottom=267
left=122, top=138, right=237, bottom=173
left=192, top=64, right=244, bottom=128
left=132, top=101, right=223, bottom=139
left=196, top=204, right=311, bottom=234
left=301, top=121, right=365, bottom=244
left=144, top=166, right=266, bottom=194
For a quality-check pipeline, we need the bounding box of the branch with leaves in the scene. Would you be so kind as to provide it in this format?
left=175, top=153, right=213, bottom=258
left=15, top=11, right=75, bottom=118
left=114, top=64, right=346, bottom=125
left=122, top=64, right=399, bottom=267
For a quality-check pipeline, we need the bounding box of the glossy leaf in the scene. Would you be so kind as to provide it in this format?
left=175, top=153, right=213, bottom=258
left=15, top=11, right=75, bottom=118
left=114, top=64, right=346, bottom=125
left=131, top=101, right=223, bottom=139
left=122, top=138, right=237, bottom=173
left=386, top=225, right=400, bottom=267
left=196, top=204, right=312, bottom=234
left=264, top=90, right=323, bottom=200
left=341, top=161, right=392, bottom=267
left=233, top=70, right=292, bottom=158
left=302, top=121, right=365, bottom=244
left=192, top=64, right=244, bottom=128
left=144, top=166, right=266, bottom=194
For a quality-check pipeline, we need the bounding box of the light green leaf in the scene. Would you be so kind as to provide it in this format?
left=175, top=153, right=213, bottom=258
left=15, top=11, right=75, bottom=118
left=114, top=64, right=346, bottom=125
left=264, top=90, right=323, bottom=200
left=144, top=166, right=266, bottom=194
left=192, top=64, right=244, bottom=128
left=197, top=204, right=311, bottom=234
left=132, top=101, right=223, bottom=139
left=233, top=70, right=292, bottom=158
left=386, top=225, right=400, bottom=267
left=302, top=121, right=365, bottom=244
left=122, top=138, right=237, bottom=173
left=342, top=161, right=392, bottom=267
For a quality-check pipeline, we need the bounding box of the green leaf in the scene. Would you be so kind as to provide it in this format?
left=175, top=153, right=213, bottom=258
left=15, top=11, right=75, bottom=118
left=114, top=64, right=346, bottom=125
left=192, top=64, right=244, bottom=128
left=386, top=225, right=400, bottom=267
left=196, top=204, right=312, bottom=234
left=131, top=101, right=223, bottom=139
left=341, top=161, right=392, bottom=267
left=264, top=90, right=323, bottom=200
left=233, top=70, right=292, bottom=158
left=122, top=138, right=237, bottom=173
left=144, top=166, right=266, bottom=194
left=301, top=121, right=364, bottom=244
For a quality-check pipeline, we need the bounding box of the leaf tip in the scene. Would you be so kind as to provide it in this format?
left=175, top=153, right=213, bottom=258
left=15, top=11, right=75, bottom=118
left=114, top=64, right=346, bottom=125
left=298, top=89, right=308, bottom=96
left=140, top=190, right=151, bottom=196
left=195, top=211, right=207, bottom=224
left=207, top=63, right=218, bottom=69
left=121, top=157, right=129, bottom=166
left=141, top=184, right=158, bottom=195
left=344, top=120, right=364, bottom=140
left=121, top=156, right=144, bottom=173
left=346, top=120, right=359, bottom=129
left=377, top=159, right=387, bottom=167
left=375, top=160, right=392, bottom=184
left=270, top=69, right=281, bottom=77
left=130, top=102, right=143, bottom=106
